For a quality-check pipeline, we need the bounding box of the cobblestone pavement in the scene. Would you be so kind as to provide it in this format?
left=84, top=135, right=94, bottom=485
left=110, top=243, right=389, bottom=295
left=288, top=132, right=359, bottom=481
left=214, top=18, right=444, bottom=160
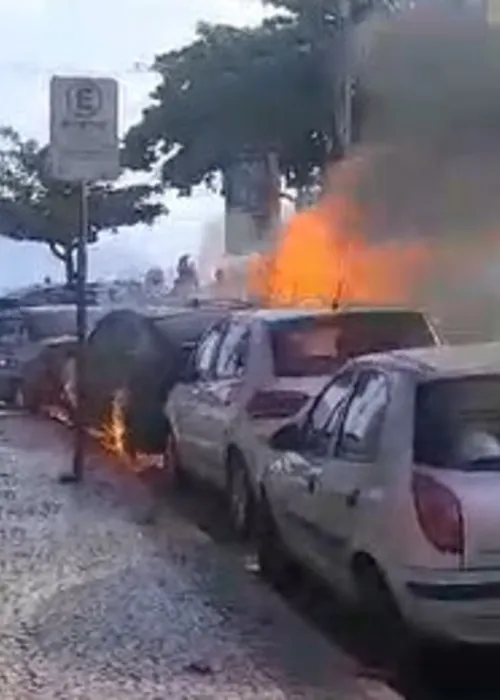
left=0, top=413, right=398, bottom=700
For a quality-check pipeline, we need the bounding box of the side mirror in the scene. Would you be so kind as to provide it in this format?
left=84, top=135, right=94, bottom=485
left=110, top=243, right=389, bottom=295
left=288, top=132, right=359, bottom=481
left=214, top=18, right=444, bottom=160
left=269, top=423, right=303, bottom=452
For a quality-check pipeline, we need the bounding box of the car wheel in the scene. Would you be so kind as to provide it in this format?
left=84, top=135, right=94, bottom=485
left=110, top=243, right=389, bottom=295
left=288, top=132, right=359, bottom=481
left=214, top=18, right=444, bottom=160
left=163, top=428, right=188, bottom=488
left=227, top=451, right=254, bottom=539
left=12, top=381, right=39, bottom=413
left=353, top=558, right=419, bottom=673
left=257, top=491, right=295, bottom=590
left=13, top=383, right=27, bottom=410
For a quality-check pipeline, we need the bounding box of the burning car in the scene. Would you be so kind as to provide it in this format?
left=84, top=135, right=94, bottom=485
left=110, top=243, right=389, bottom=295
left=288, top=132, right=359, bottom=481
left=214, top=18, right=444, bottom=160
left=61, top=304, right=234, bottom=457
left=0, top=305, right=104, bottom=407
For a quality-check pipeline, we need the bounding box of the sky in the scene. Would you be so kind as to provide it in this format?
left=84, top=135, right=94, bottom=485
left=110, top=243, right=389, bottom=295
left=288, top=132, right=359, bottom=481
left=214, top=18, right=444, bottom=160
left=0, top=0, right=268, bottom=289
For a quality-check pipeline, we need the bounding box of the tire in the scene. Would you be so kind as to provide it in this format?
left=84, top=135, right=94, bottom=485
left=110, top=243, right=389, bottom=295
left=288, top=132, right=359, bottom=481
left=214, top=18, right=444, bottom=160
left=13, top=383, right=26, bottom=410
left=257, top=492, right=295, bottom=590
left=353, top=559, right=420, bottom=673
left=163, top=429, right=188, bottom=489
left=226, top=451, right=254, bottom=539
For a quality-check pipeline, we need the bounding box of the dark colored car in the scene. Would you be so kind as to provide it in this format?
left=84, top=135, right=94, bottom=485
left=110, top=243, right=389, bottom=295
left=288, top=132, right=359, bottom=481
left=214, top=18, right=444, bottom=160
left=12, top=306, right=105, bottom=410
left=0, top=283, right=100, bottom=308
left=62, top=305, right=232, bottom=455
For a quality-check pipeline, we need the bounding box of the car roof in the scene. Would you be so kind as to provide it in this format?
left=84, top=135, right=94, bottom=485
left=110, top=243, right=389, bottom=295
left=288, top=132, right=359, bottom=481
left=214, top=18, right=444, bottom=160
left=230, top=305, right=428, bottom=324
left=18, top=304, right=106, bottom=316
left=355, top=342, right=500, bottom=380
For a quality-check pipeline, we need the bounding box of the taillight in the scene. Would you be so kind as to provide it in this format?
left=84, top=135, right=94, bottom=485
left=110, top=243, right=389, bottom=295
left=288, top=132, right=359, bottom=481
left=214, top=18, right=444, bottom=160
left=247, top=390, right=308, bottom=420
left=412, top=473, right=464, bottom=556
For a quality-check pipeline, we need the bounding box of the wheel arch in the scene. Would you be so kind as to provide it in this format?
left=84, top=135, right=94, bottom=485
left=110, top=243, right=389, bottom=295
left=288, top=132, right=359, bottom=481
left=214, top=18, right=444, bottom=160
left=350, top=549, right=397, bottom=604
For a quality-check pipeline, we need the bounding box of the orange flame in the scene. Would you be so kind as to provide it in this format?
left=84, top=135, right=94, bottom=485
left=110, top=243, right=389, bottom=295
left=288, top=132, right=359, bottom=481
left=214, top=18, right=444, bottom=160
left=249, top=204, right=431, bottom=309
left=250, top=158, right=431, bottom=309
left=99, top=393, right=160, bottom=472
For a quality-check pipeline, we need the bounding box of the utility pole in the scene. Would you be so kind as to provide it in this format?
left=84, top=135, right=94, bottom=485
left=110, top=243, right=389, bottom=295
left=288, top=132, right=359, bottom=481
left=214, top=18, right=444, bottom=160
left=336, top=0, right=353, bottom=154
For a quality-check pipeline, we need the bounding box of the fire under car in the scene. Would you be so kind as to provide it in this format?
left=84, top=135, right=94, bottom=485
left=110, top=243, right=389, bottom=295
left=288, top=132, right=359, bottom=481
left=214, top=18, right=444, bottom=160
left=60, top=303, right=246, bottom=456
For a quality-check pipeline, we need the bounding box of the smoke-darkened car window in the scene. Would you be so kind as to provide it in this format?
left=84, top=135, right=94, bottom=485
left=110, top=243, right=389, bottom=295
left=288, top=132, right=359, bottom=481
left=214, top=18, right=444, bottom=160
left=269, top=311, right=436, bottom=378
left=336, top=311, right=436, bottom=357
left=270, top=317, right=342, bottom=377
left=24, top=310, right=77, bottom=341
left=414, top=375, right=500, bottom=470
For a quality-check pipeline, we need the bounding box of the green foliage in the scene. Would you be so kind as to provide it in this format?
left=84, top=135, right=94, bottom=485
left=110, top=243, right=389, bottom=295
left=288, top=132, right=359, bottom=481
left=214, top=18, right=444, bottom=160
left=124, top=7, right=342, bottom=192
left=0, top=127, right=166, bottom=282
left=124, top=0, right=392, bottom=193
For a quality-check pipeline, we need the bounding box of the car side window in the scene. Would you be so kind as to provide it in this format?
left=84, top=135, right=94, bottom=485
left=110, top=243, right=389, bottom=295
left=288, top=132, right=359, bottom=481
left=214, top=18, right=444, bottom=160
left=214, top=324, right=250, bottom=379
left=335, top=370, right=390, bottom=462
left=196, top=326, right=224, bottom=377
left=303, top=370, right=356, bottom=457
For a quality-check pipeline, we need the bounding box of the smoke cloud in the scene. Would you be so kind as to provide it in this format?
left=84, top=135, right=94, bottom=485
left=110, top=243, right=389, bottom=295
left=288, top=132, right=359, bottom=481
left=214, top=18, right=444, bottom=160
left=346, top=9, right=500, bottom=341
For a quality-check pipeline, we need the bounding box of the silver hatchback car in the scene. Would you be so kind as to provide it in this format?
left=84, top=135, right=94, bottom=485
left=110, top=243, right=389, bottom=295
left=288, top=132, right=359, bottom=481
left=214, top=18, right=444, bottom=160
left=259, top=342, right=500, bottom=646
left=165, top=306, right=441, bottom=536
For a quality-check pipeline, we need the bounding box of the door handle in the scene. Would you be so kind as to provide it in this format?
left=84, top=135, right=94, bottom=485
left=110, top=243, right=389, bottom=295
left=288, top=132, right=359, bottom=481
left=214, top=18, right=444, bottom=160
left=346, top=488, right=361, bottom=508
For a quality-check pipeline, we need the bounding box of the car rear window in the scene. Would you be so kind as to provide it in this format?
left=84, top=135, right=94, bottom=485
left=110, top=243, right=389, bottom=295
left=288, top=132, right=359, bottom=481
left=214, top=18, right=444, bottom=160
left=414, top=375, right=500, bottom=471
left=269, top=311, right=436, bottom=378
left=24, top=310, right=77, bottom=340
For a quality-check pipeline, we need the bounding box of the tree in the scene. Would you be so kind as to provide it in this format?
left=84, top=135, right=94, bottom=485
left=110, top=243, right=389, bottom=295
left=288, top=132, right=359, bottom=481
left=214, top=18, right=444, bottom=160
left=0, top=127, right=166, bottom=284
left=124, top=0, right=392, bottom=197
left=123, top=10, right=340, bottom=195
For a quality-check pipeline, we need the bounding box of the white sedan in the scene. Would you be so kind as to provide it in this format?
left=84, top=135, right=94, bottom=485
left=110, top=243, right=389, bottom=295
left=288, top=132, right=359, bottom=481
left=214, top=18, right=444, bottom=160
left=164, top=306, right=440, bottom=536
left=259, top=342, right=500, bottom=647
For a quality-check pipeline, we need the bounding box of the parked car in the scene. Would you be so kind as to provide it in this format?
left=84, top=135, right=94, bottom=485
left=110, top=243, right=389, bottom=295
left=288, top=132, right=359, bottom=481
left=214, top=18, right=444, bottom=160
left=18, top=306, right=105, bottom=412
left=164, top=306, right=441, bottom=536
left=0, top=283, right=100, bottom=308
left=258, top=342, right=500, bottom=648
left=61, top=305, right=234, bottom=455
left=0, top=305, right=103, bottom=407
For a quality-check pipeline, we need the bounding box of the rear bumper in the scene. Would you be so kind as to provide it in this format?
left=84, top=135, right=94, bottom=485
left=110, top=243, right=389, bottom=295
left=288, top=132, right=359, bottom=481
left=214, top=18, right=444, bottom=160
left=397, top=568, right=500, bottom=644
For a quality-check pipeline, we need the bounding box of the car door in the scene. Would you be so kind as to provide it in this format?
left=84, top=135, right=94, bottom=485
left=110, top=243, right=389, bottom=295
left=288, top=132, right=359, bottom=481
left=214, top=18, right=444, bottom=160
left=273, top=368, right=358, bottom=567
left=194, top=321, right=251, bottom=486
left=171, top=322, right=226, bottom=474
left=309, top=369, right=391, bottom=591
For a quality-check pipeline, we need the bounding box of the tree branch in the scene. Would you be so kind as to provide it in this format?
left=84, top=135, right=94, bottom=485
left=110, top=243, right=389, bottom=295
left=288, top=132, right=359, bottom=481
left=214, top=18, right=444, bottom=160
left=48, top=241, right=67, bottom=261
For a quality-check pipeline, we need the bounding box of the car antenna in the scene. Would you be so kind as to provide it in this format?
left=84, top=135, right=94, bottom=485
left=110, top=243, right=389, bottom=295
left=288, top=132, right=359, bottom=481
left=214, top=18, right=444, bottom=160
left=332, top=279, right=344, bottom=311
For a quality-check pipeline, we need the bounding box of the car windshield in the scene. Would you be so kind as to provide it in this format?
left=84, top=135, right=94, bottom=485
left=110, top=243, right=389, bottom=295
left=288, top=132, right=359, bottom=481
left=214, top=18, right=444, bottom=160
left=414, top=375, right=500, bottom=471
left=269, top=311, right=435, bottom=377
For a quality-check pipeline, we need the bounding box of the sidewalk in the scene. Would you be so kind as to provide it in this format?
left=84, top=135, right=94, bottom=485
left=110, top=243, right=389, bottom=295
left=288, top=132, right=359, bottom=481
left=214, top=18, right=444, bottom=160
left=0, top=413, right=399, bottom=700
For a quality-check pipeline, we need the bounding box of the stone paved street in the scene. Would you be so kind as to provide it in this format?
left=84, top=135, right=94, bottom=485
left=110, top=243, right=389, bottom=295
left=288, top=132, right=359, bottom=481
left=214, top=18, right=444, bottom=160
left=0, top=413, right=395, bottom=700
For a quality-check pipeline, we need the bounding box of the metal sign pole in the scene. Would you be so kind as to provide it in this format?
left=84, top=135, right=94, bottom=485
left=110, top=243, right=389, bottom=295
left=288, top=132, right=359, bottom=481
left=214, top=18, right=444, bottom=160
left=72, top=181, right=88, bottom=480
left=60, top=182, right=88, bottom=483
left=50, top=75, right=118, bottom=483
